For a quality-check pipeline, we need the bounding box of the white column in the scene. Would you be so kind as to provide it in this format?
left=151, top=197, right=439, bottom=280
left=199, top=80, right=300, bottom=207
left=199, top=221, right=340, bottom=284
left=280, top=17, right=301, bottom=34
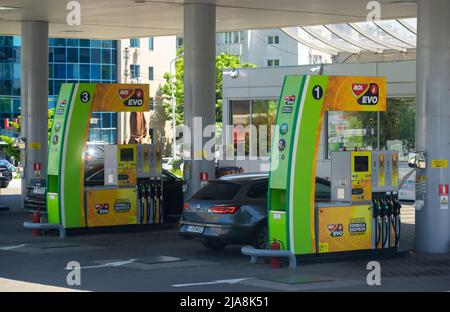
left=183, top=3, right=216, bottom=198
left=20, top=21, right=49, bottom=200
left=415, top=0, right=450, bottom=253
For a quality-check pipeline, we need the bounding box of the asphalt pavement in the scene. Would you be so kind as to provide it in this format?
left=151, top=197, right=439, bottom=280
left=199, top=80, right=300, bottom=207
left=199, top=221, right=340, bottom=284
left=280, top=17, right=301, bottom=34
left=1, top=180, right=449, bottom=292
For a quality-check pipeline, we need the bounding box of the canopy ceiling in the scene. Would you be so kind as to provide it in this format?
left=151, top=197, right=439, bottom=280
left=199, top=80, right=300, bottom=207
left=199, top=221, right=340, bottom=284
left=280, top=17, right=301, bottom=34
left=0, top=0, right=417, bottom=39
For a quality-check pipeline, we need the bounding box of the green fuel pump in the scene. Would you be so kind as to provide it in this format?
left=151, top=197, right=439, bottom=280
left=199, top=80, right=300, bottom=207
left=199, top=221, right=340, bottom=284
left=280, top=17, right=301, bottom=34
left=267, top=75, right=402, bottom=256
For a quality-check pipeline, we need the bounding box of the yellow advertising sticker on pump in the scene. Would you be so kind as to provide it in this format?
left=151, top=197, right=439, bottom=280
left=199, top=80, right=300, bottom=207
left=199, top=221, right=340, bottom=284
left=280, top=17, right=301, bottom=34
left=431, top=160, right=448, bottom=169
left=318, top=205, right=373, bottom=253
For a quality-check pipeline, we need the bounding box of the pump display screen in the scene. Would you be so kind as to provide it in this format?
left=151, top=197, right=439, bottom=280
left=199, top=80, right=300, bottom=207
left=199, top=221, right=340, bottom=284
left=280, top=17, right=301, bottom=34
left=120, top=148, right=134, bottom=162
left=354, top=156, right=369, bottom=172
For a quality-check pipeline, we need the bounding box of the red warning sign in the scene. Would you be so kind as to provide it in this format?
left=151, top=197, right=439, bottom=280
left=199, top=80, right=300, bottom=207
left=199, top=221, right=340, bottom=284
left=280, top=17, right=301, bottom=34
left=200, top=172, right=209, bottom=182
left=439, top=184, right=448, bottom=196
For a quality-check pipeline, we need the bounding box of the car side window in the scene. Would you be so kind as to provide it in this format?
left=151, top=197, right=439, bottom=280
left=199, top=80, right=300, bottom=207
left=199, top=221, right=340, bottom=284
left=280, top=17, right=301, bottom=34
left=315, top=181, right=331, bottom=201
left=247, top=181, right=268, bottom=199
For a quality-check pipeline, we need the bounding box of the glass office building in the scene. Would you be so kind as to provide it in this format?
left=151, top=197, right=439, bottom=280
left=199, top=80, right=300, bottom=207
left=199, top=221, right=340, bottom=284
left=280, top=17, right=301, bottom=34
left=0, top=36, right=118, bottom=143
left=0, top=36, right=21, bottom=136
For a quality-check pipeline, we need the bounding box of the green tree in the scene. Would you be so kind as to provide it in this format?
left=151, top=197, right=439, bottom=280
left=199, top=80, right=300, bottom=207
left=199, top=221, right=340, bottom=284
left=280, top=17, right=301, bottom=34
left=9, top=108, right=55, bottom=139
left=160, top=49, right=255, bottom=125
left=0, top=135, right=19, bottom=160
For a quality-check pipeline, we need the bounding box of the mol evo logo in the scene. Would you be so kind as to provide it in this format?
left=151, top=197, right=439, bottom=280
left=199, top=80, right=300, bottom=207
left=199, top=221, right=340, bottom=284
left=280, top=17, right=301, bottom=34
left=118, top=89, right=144, bottom=107
left=352, top=83, right=379, bottom=105
left=327, top=224, right=344, bottom=237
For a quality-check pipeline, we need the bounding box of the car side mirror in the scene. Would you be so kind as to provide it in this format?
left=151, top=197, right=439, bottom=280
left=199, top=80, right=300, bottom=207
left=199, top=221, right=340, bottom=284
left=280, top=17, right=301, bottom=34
left=408, top=152, right=427, bottom=169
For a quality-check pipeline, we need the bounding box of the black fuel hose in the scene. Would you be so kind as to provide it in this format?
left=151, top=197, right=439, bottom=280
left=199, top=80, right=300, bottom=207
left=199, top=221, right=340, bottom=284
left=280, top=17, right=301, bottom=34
left=372, top=197, right=382, bottom=248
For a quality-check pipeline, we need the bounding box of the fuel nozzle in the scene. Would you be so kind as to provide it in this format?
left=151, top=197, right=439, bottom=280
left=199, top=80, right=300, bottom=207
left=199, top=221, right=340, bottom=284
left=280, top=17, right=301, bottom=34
left=392, top=193, right=402, bottom=216
left=386, top=193, right=394, bottom=217
left=372, top=195, right=380, bottom=218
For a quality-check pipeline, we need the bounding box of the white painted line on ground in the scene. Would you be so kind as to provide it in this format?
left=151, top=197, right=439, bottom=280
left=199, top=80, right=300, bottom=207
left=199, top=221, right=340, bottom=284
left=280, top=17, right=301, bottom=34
left=79, top=259, right=137, bottom=270
left=172, top=278, right=252, bottom=288
left=0, top=244, right=27, bottom=251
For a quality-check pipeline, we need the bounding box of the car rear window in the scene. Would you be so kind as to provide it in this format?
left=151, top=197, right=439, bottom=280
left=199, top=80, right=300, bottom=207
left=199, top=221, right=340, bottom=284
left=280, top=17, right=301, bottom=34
left=247, top=181, right=268, bottom=199
left=192, top=181, right=241, bottom=200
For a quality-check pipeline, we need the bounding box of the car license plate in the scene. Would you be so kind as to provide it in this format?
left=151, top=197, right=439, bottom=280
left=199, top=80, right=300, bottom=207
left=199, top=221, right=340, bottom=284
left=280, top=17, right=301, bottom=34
left=186, top=225, right=204, bottom=234
left=33, top=187, right=45, bottom=195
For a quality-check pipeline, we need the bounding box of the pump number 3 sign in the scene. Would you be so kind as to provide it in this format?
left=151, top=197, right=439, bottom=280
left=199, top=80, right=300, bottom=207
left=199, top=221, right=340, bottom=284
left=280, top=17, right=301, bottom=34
left=80, top=91, right=91, bottom=103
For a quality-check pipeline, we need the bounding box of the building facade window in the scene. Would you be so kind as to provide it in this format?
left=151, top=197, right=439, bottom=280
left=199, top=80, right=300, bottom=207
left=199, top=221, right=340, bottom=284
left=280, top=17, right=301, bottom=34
left=267, top=59, right=280, bottom=67
left=176, top=37, right=184, bottom=50
left=267, top=35, right=280, bottom=45
left=148, top=66, right=154, bottom=81
left=224, top=31, right=243, bottom=44
left=130, top=38, right=140, bottom=48
left=149, top=128, right=154, bottom=144
left=149, top=97, right=154, bottom=111
left=0, top=36, right=119, bottom=140
left=130, top=64, right=140, bottom=79
left=148, top=37, right=154, bottom=51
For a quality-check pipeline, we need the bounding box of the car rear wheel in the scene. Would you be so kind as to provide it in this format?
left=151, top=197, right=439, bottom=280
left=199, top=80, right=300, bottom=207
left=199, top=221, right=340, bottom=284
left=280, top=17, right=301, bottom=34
left=202, top=239, right=227, bottom=251
left=0, top=181, right=8, bottom=188
left=253, top=224, right=268, bottom=250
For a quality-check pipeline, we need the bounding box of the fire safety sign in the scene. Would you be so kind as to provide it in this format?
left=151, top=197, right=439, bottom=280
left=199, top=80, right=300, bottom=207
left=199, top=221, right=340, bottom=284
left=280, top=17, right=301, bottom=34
left=439, top=184, right=448, bottom=210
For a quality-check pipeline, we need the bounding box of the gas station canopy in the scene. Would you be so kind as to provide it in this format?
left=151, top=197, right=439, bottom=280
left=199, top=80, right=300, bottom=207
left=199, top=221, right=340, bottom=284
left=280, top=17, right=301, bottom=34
left=282, top=18, right=417, bottom=55
left=0, top=0, right=416, bottom=39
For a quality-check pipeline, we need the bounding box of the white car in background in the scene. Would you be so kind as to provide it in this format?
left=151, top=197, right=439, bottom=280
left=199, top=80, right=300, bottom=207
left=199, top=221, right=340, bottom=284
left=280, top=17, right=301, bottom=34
left=162, top=157, right=184, bottom=173
left=162, top=157, right=174, bottom=171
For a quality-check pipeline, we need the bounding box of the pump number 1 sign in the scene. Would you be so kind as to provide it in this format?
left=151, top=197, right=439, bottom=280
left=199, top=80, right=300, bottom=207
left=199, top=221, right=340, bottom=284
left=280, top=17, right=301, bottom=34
left=439, top=184, right=448, bottom=210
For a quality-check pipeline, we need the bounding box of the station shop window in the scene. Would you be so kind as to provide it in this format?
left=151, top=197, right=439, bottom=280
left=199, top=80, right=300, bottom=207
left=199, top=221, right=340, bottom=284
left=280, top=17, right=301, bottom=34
left=328, top=110, right=378, bottom=157
left=379, top=97, right=415, bottom=161
left=230, top=99, right=277, bottom=157
left=252, top=99, right=277, bottom=157
left=327, top=97, right=415, bottom=161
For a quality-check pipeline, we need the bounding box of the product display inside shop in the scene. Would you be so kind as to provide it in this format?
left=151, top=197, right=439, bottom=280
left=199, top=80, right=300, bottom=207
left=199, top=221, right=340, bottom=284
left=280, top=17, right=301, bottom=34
left=268, top=75, right=401, bottom=256
left=42, top=83, right=164, bottom=233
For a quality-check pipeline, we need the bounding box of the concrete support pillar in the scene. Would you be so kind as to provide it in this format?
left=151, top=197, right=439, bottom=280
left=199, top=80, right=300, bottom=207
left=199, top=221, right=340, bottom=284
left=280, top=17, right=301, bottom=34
left=183, top=3, right=216, bottom=198
left=415, top=0, right=450, bottom=253
left=20, top=21, right=49, bottom=201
